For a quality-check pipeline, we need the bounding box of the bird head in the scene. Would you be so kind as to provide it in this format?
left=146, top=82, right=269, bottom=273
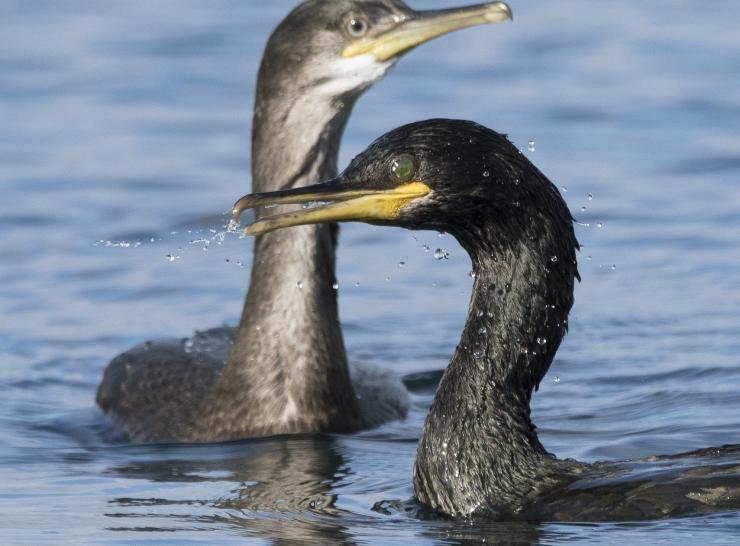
left=260, top=0, right=512, bottom=99
left=234, top=119, right=575, bottom=253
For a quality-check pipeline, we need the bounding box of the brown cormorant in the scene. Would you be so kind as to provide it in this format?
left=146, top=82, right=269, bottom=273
left=233, top=119, right=740, bottom=521
left=96, top=1, right=513, bottom=442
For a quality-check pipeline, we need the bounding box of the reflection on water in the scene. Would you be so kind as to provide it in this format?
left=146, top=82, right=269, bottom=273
left=105, top=437, right=351, bottom=542
left=100, top=436, right=547, bottom=545
left=2, top=0, right=740, bottom=543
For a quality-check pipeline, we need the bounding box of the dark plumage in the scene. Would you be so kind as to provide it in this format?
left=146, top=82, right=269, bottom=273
left=234, top=119, right=740, bottom=521
left=97, top=1, right=512, bottom=442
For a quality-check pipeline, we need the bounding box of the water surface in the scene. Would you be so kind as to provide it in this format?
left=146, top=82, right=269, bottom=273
left=1, top=0, right=740, bottom=543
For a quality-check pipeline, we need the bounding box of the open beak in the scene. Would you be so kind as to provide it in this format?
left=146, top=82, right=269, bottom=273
left=233, top=180, right=430, bottom=236
left=342, top=1, right=512, bottom=62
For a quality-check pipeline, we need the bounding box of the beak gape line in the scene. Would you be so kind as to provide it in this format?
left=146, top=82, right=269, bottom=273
left=233, top=181, right=431, bottom=236
left=342, top=2, right=512, bottom=62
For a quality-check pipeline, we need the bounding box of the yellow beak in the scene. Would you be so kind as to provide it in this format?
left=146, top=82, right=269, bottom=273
left=233, top=181, right=431, bottom=236
left=342, top=2, right=512, bottom=62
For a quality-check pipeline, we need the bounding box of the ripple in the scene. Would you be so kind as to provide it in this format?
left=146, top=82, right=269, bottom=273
left=665, top=155, right=740, bottom=175
left=2, top=0, right=740, bottom=543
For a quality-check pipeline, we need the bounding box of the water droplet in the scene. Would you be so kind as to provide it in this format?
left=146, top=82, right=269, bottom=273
left=332, top=282, right=339, bottom=290
left=385, top=276, right=391, bottom=282
left=554, top=376, right=561, bottom=384
left=473, top=350, right=483, bottom=359
left=596, top=222, right=603, bottom=229
left=587, top=193, right=593, bottom=201
left=296, top=280, right=303, bottom=289
left=183, top=338, right=194, bottom=353
left=354, top=281, right=360, bottom=287
left=561, top=186, right=568, bottom=193
left=537, top=337, right=547, bottom=345
left=166, top=254, right=177, bottom=262
left=550, top=255, right=558, bottom=263
left=433, top=248, right=449, bottom=260
left=478, top=327, right=487, bottom=335
left=398, top=261, right=406, bottom=268
left=580, top=205, right=587, bottom=212
left=611, top=264, right=617, bottom=270
left=477, top=310, right=485, bottom=318
left=482, top=170, right=490, bottom=178
left=587, top=255, right=593, bottom=261
left=468, top=270, right=476, bottom=278
left=521, top=347, right=529, bottom=355
left=527, top=140, right=536, bottom=152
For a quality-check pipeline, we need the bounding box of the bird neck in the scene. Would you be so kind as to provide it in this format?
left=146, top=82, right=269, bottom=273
left=414, top=214, right=578, bottom=516
left=251, top=71, right=356, bottom=194
left=211, top=71, right=364, bottom=436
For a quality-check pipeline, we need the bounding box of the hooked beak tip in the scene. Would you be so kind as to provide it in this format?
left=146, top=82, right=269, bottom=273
left=497, top=2, right=513, bottom=22
left=232, top=196, right=253, bottom=224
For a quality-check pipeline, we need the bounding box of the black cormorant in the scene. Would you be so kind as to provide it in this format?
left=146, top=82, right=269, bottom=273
left=97, top=1, right=513, bottom=442
left=233, top=119, right=740, bottom=521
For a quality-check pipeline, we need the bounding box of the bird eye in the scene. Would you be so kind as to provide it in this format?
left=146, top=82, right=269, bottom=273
left=390, top=155, right=416, bottom=182
left=345, top=16, right=369, bottom=38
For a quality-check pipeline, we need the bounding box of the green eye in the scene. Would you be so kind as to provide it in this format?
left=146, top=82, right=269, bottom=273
left=390, top=155, right=415, bottom=182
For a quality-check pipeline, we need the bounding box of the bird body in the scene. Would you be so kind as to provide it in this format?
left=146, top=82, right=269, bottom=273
left=98, top=1, right=513, bottom=442
left=234, top=118, right=740, bottom=521
left=98, top=326, right=409, bottom=441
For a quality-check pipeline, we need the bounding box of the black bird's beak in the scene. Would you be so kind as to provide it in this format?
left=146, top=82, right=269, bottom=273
left=342, top=2, right=512, bottom=62
left=233, top=180, right=430, bottom=236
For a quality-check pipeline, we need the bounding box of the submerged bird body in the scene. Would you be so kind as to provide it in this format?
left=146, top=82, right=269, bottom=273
left=98, top=1, right=514, bottom=442
left=234, top=119, right=740, bottom=521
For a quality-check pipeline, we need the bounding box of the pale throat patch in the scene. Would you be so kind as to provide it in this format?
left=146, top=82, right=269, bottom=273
left=314, top=54, right=394, bottom=98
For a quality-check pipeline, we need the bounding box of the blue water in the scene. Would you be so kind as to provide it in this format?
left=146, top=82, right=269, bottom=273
left=2, top=0, right=740, bottom=543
